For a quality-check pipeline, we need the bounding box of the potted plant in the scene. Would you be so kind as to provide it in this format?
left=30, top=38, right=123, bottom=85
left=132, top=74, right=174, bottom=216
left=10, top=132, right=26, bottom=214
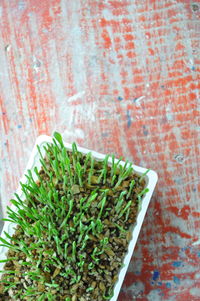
left=0, top=133, right=157, bottom=301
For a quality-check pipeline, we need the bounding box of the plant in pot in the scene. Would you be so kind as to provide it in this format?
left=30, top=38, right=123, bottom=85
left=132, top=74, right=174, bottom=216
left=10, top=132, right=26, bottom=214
left=0, top=132, right=157, bottom=301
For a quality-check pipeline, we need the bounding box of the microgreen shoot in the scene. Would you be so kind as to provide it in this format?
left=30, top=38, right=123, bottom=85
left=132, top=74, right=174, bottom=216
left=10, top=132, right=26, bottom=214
left=115, top=191, right=127, bottom=214
left=137, top=187, right=149, bottom=201
left=139, top=169, right=150, bottom=183
left=72, top=241, right=76, bottom=261
left=53, top=131, right=64, bottom=148
left=114, top=163, right=133, bottom=189
left=88, top=156, right=94, bottom=185
left=126, top=179, right=135, bottom=199
left=118, top=200, right=132, bottom=219
left=98, top=196, right=107, bottom=219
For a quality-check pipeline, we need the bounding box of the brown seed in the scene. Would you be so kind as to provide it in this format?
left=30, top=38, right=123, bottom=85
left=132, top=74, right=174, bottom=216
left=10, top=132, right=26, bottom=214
left=38, top=282, right=45, bottom=292
left=122, top=181, right=129, bottom=187
left=71, top=283, right=80, bottom=292
left=105, top=248, right=115, bottom=257
left=99, top=282, right=106, bottom=292
left=112, top=274, right=118, bottom=283
left=105, top=275, right=112, bottom=283
left=72, top=294, right=77, bottom=301
left=90, top=176, right=99, bottom=184
left=91, top=281, right=97, bottom=288
left=88, top=234, right=97, bottom=241
left=126, top=231, right=132, bottom=242
left=52, top=267, right=60, bottom=278
left=71, top=184, right=80, bottom=194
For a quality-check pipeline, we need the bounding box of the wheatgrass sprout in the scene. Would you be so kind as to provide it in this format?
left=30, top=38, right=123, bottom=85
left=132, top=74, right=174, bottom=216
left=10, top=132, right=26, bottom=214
left=98, top=196, right=107, bottom=219
left=72, top=241, right=76, bottom=262
left=84, top=192, right=98, bottom=211
left=115, top=190, right=127, bottom=208
left=77, top=254, right=85, bottom=271
left=83, top=151, right=92, bottom=173
left=111, top=174, right=117, bottom=186
left=103, top=289, right=114, bottom=300
left=139, top=169, right=150, bottom=183
left=81, top=234, right=90, bottom=250
left=126, top=179, right=135, bottom=199
left=53, top=131, right=64, bottom=148
left=75, top=162, right=83, bottom=187
left=91, top=247, right=99, bottom=263
left=118, top=200, right=132, bottom=219
left=88, top=156, right=94, bottom=185
left=138, top=187, right=149, bottom=201
left=59, top=199, right=73, bottom=229
left=96, top=218, right=103, bottom=233
left=114, top=163, right=133, bottom=189
left=98, top=154, right=109, bottom=184
left=111, top=155, right=123, bottom=177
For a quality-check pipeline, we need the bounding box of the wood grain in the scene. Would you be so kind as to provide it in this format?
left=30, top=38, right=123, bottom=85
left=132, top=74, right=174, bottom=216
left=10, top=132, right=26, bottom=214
left=0, top=0, right=200, bottom=299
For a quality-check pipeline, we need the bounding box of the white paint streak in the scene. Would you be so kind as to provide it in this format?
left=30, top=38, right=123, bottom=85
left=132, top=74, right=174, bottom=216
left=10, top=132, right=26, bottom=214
left=127, top=281, right=145, bottom=299
left=147, top=289, right=162, bottom=301
left=67, top=91, right=85, bottom=103
left=190, top=288, right=200, bottom=297
left=192, top=239, right=200, bottom=246
left=134, top=95, right=146, bottom=105
left=63, top=128, right=85, bottom=140
left=166, top=104, right=173, bottom=121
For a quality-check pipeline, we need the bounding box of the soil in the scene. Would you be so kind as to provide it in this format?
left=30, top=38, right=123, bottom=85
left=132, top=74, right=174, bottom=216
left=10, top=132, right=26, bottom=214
left=0, top=143, right=146, bottom=301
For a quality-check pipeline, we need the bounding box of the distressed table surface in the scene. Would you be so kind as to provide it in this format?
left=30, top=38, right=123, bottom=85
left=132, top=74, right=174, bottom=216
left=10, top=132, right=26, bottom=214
left=0, top=0, right=200, bottom=300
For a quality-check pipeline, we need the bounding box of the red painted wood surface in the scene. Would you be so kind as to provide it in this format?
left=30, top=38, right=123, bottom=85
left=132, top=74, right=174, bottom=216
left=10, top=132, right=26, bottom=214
left=0, top=1, right=200, bottom=300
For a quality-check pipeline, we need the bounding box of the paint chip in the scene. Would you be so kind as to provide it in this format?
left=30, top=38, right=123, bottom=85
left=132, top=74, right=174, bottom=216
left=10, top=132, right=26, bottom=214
left=191, top=3, right=199, bottom=11
left=152, top=270, right=160, bottom=281
left=172, top=261, right=182, bottom=267
left=174, top=154, right=185, bottom=164
left=173, top=276, right=180, bottom=285
left=126, top=110, right=132, bottom=128
left=5, top=45, right=11, bottom=52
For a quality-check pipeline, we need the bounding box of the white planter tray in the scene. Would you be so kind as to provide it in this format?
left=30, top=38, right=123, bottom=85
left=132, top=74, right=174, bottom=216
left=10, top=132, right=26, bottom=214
left=0, top=135, right=158, bottom=300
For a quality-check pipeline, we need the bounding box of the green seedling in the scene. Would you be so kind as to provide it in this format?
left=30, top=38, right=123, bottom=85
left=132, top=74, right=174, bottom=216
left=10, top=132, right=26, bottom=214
left=98, top=155, right=109, bottom=184
left=88, top=157, right=94, bottom=185
left=98, top=196, right=107, bottom=219
left=139, top=169, right=150, bottom=183
left=126, top=179, right=135, bottom=199
left=118, top=200, right=132, bottom=219
left=114, top=163, right=133, bottom=189
left=138, top=187, right=149, bottom=201
left=115, top=191, right=127, bottom=214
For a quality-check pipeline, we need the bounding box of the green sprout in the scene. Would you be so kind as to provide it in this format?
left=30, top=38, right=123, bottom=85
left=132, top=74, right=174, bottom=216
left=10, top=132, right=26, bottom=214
left=88, top=156, right=94, bottom=185
left=114, top=162, right=133, bottom=189
left=126, top=179, right=135, bottom=199
left=118, top=200, right=132, bottom=219
left=98, top=196, right=107, bottom=219
left=139, top=169, right=150, bottom=183
left=115, top=191, right=127, bottom=213
left=72, top=241, right=76, bottom=261
left=98, top=154, right=109, bottom=184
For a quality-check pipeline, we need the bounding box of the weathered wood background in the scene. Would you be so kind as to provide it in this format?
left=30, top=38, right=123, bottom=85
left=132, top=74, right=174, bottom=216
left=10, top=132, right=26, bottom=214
left=0, top=0, right=200, bottom=300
